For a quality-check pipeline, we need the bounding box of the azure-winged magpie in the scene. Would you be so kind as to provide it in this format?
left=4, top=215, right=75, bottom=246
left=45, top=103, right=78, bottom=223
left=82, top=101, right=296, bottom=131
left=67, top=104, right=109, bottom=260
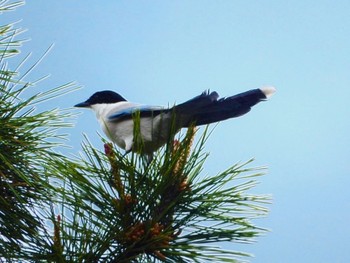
left=75, top=87, right=275, bottom=155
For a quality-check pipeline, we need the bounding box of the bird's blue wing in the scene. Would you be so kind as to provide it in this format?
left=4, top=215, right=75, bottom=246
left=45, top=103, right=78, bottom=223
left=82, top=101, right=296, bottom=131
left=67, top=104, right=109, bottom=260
left=108, top=105, right=165, bottom=121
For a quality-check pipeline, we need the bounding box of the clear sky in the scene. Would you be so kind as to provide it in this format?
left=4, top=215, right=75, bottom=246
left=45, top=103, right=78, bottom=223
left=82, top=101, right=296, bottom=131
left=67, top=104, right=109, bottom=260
left=5, top=1, right=350, bottom=262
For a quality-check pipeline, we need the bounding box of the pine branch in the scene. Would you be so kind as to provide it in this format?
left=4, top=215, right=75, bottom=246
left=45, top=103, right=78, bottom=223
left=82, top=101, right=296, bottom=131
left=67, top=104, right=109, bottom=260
left=52, top=125, right=269, bottom=262
left=0, top=2, right=78, bottom=260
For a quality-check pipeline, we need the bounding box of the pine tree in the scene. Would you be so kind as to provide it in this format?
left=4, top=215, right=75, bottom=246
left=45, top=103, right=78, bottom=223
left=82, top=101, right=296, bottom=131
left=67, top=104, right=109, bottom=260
left=0, top=2, right=270, bottom=262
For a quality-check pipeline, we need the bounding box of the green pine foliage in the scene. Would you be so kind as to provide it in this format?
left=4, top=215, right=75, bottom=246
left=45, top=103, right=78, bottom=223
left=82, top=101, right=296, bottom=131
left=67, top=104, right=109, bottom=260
left=0, top=1, right=76, bottom=260
left=0, top=2, right=270, bottom=262
left=53, top=129, right=269, bottom=262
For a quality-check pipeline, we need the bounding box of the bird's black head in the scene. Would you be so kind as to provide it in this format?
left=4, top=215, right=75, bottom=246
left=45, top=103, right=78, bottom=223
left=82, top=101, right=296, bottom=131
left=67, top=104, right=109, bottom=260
left=74, top=90, right=127, bottom=107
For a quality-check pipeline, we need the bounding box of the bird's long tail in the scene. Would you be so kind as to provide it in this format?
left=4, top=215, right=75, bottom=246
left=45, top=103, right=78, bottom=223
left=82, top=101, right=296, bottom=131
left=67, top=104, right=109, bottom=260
left=175, top=87, right=276, bottom=127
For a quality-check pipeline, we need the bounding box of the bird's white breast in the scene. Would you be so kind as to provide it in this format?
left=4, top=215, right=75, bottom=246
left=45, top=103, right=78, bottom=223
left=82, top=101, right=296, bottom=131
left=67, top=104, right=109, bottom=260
left=90, top=102, right=172, bottom=153
left=91, top=102, right=138, bottom=150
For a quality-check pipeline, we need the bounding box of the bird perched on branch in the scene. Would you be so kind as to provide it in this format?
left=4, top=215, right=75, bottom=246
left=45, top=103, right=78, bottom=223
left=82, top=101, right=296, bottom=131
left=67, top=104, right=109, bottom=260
left=75, top=87, right=275, bottom=156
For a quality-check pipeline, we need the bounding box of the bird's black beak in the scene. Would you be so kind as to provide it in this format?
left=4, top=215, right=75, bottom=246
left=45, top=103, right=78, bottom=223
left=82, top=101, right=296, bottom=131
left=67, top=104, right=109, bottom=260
left=74, top=101, right=90, bottom=108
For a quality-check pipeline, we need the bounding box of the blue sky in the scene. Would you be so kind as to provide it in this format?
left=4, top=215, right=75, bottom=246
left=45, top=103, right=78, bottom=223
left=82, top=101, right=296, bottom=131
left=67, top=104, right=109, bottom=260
left=5, top=1, right=350, bottom=262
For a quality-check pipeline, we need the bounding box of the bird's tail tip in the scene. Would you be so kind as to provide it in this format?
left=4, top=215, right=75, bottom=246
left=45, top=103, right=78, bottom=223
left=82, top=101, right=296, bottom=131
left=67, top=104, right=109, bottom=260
left=260, top=86, right=276, bottom=99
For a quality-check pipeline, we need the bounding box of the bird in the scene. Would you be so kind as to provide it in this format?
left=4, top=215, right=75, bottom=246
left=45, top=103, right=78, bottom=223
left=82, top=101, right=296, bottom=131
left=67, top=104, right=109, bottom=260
left=74, top=87, right=275, bottom=156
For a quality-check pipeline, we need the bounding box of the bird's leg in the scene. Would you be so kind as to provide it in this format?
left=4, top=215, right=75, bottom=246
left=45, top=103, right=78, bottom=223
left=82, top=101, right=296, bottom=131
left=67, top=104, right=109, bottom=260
left=123, top=149, right=131, bottom=157
left=146, top=154, right=153, bottom=164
